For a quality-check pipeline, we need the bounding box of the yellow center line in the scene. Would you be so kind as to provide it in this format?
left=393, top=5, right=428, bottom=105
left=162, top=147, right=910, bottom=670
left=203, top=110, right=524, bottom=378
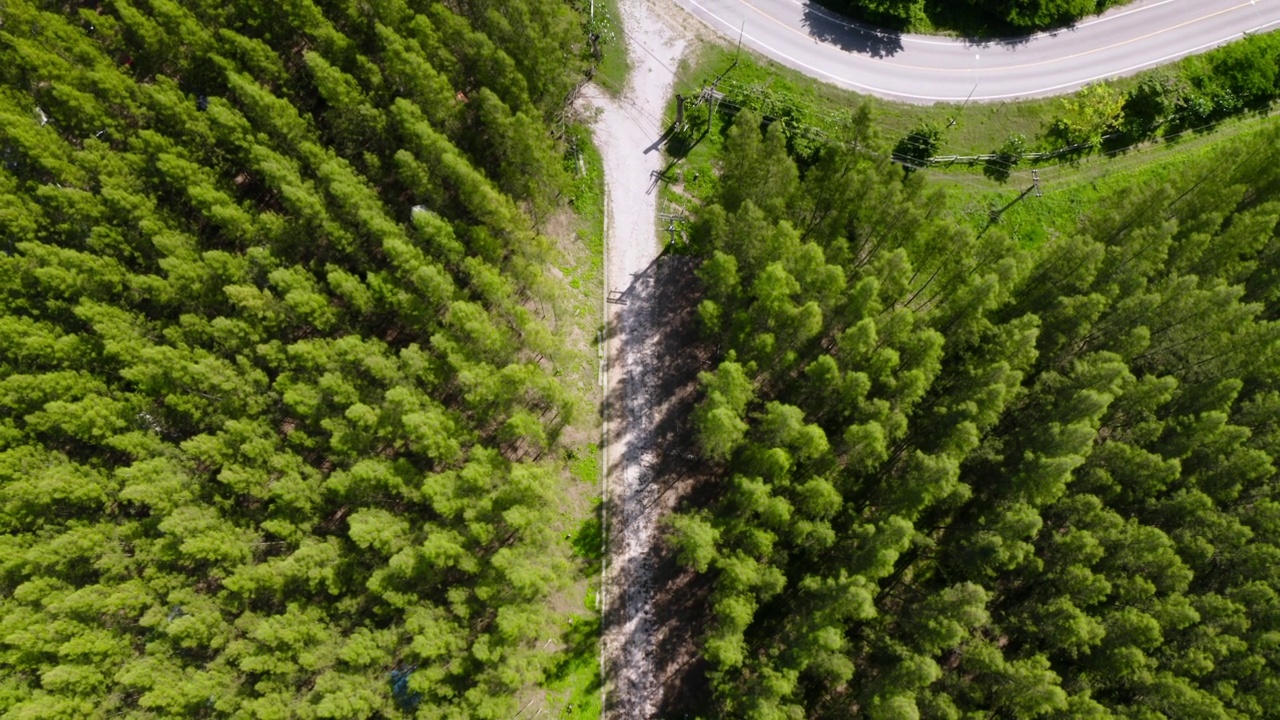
left=734, top=0, right=1258, bottom=73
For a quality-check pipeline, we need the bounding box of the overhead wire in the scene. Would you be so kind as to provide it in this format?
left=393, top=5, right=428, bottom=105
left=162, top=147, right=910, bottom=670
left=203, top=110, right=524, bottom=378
left=592, top=18, right=1280, bottom=225
left=577, top=24, right=683, bottom=138
left=711, top=68, right=1280, bottom=191
left=1031, top=112, right=1280, bottom=197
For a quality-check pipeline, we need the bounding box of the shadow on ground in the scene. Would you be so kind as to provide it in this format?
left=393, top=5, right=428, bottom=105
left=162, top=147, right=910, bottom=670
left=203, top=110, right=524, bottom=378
left=601, top=253, right=718, bottom=718
left=799, top=0, right=1064, bottom=57
left=801, top=2, right=904, bottom=58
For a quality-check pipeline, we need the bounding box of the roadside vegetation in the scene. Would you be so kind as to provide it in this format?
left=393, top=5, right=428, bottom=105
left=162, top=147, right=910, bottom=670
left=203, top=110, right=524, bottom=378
left=587, top=0, right=632, bottom=95
left=677, top=31, right=1280, bottom=162
left=666, top=33, right=1280, bottom=241
left=667, top=102, right=1280, bottom=717
left=948, top=112, right=1280, bottom=244
left=0, top=0, right=605, bottom=717
left=820, top=0, right=1136, bottom=35
left=543, top=123, right=608, bottom=720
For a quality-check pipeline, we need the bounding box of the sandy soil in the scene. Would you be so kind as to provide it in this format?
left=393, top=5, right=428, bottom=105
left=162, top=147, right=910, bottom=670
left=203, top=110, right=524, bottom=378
left=575, top=1, right=690, bottom=716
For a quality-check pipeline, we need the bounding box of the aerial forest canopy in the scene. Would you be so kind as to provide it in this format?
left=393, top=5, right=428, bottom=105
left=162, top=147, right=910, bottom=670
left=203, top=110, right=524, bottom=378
left=672, top=110, right=1280, bottom=718
left=0, top=0, right=592, bottom=717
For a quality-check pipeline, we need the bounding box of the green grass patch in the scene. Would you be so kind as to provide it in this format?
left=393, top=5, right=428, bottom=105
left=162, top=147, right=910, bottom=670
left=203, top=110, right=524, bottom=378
left=673, top=43, right=1148, bottom=159
left=565, top=124, right=606, bottom=277
left=588, top=0, right=630, bottom=95
left=666, top=40, right=1280, bottom=249
left=542, top=481, right=604, bottom=718
left=542, top=613, right=604, bottom=719
left=534, top=489, right=602, bottom=720
left=569, top=442, right=601, bottom=486
left=934, top=108, right=1280, bottom=244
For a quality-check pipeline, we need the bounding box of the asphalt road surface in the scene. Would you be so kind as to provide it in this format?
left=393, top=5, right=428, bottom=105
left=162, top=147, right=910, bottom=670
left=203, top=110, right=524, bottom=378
left=675, top=0, right=1280, bottom=102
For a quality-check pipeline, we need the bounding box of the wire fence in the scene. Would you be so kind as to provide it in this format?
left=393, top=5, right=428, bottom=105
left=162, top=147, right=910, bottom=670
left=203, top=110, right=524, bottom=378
left=685, top=71, right=1280, bottom=194
left=572, top=23, right=1280, bottom=222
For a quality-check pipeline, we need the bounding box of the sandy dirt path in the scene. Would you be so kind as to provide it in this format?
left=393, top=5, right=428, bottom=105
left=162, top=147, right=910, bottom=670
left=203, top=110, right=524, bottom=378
left=576, top=2, right=686, bottom=716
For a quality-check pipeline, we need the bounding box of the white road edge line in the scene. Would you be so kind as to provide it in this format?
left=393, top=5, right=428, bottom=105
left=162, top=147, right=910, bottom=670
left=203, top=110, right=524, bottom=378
left=684, top=0, right=1280, bottom=101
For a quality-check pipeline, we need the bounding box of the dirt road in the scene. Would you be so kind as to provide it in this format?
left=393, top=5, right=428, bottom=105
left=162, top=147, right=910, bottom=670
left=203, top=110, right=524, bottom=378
left=577, top=1, right=687, bottom=716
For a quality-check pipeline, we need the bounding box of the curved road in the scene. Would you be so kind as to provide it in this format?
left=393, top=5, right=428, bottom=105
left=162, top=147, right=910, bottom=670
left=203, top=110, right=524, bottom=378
left=675, top=0, right=1280, bottom=102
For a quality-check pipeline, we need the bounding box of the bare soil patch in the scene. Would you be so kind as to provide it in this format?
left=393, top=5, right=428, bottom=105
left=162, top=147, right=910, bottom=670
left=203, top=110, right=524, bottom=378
left=578, top=1, right=731, bottom=715
left=601, top=254, right=713, bottom=717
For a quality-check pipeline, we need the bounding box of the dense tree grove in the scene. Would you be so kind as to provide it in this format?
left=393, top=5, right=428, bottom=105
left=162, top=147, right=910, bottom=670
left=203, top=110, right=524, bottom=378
left=1123, top=33, right=1280, bottom=139
left=822, top=0, right=1127, bottom=31
left=673, top=109, right=1280, bottom=718
left=0, top=0, right=593, bottom=717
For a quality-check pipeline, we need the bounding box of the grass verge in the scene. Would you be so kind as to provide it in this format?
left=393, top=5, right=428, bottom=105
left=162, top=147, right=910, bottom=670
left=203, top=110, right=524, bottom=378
left=945, top=110, right=1280, bottom=245
left=543, top=612, right=604, bottom=719
left=539, top=124, right=605, bottom=719
left=541, top=488, right=604, bottom=718
left=662, top=40, right=1280, bottom=247
left=563, top=124, right=606, bottom=294
left=589, top=0, right=631, bottom=96
left=672, top=43, right=1147, bottom=158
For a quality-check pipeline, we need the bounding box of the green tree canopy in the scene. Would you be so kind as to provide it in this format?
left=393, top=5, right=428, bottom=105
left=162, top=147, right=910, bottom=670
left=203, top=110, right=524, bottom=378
left=670, top=107, right=1280, bottom=718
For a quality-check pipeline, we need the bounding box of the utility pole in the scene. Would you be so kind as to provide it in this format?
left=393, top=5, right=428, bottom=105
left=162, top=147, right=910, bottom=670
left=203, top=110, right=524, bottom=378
left=702, top=24, right=742, bottom=139
left=707, top=87, right=717, bottom=137
left=709, top=22, right=743, bottom=87
left=659, top=213, right=685, bottom=246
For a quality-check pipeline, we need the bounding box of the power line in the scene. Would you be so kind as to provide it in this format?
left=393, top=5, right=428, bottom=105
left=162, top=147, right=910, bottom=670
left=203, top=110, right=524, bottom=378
left=594, top=5, right=679, bottom=77
left=1032, top=113, right=1280, bottom=197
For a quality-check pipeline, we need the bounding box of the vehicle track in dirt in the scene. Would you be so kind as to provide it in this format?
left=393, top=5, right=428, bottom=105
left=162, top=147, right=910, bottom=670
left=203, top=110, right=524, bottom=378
left=576, top=1, right=692, bottom=716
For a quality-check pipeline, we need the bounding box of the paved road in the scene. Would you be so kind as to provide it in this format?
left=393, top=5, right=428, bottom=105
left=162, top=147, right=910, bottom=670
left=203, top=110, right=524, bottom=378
left=675, top=0, right=1280, bottom=103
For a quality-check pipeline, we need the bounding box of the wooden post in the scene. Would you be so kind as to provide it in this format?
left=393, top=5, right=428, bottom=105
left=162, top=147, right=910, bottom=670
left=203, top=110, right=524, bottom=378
left=707, top=91, right=716, bottom=137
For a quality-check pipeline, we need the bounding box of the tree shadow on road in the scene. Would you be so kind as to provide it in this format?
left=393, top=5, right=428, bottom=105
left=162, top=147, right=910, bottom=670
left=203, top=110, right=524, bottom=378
left=600, top=253, right=719, bottom=718
left=800, top=2, right=904, bottom=58
left=799, top=0, right=1066, bottom=58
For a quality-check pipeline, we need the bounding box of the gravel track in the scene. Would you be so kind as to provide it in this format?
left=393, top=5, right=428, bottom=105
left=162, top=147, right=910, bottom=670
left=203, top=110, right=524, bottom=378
left=576, top=1, right=687, bottom=716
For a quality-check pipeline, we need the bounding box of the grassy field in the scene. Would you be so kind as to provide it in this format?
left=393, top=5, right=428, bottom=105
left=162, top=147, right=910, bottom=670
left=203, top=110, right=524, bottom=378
left=661, top=41, right=1280, bottom=247
left=945, top=111, right=1280, bottom=245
